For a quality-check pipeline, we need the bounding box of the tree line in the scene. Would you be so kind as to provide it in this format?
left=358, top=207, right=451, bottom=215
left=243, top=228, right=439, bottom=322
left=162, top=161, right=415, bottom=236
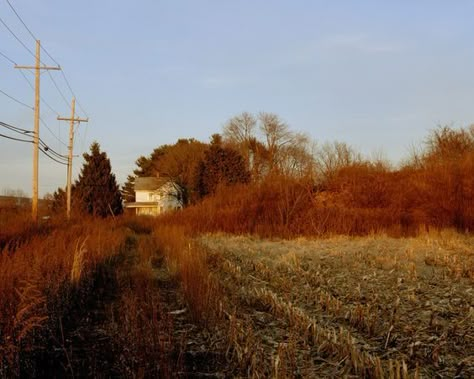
left=50, top=111, right=474, bottom=234
left=122, top=112, right=317, bottom=205
left=124, top=112, right=474, bottom=235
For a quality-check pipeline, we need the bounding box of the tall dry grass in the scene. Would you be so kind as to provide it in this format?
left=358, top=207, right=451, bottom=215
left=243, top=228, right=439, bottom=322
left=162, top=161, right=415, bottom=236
left=153, top=224, right=221, bottom=324
left=161, top=177, right=404, bottom=238
left=0, top=215, right=128, bottom=376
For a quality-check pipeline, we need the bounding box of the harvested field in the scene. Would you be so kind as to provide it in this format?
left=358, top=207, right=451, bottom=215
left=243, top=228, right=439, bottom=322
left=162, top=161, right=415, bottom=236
left=200, top=231, right=474, bottom=378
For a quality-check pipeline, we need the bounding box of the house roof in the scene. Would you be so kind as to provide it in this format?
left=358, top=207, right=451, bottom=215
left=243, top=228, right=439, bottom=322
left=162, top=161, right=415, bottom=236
left=134, top=176, right=170, bottom=191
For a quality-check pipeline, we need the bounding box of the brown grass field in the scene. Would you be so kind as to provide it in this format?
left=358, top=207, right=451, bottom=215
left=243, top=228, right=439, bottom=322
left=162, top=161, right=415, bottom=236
left=0, top=214, right=473, bottom=378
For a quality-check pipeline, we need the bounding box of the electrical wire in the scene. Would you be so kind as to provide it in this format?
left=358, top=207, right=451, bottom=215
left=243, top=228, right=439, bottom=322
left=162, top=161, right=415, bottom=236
left=2, top=1, right=52, bottom=68
left=46, top=70, right=71, bottom=110
left=16, top=69, right=61, bottom=116
left=60, top=71, right=89, bottom=118
left=39, top=117, right=68, bottom=148
left=2, top=0, right=89, bottom=154
left=0, top=132, right=32, bottom=143
left=0, top=49, right=16, bottom=64
left=0, top=88, right=33, bottom=109
left=5, top=0, right=88, bottom=118
left=40, top=146, right=68, bottom=165
left=5, top=0, right=35, bottom=40
left=39, top=138, right=68, bottom=160
left=0, top=15, right=36, bottom=59
left=18, top=69, right=35, bottom=90
left=0, top=120, right=33, bottom=134
left=5, top=0, right=62, bottom=68
left=1, top=120, right=67, bottom=161
left=40, top=96, right=61, bottom=117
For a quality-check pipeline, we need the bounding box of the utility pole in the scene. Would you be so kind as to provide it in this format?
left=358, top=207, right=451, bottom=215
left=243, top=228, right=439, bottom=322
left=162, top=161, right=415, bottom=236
left=15, top=40, right=61, bottom=222
left=57, top=98, right=88, bottom=219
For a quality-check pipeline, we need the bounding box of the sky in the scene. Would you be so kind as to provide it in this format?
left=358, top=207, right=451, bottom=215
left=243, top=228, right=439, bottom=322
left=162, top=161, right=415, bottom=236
left=1, top=1, right=474, bottom=197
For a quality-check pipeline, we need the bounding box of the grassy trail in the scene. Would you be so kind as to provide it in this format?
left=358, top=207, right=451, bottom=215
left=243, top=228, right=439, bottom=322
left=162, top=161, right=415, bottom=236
left=53, top=227, right=228, bottom=378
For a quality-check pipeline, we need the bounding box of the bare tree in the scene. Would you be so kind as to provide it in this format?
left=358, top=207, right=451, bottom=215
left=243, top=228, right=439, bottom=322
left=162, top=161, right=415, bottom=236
left=278, top=132, right=316, bottom=178
left=315, top=141, right=361, bottom=184
left=223, top=112, right=257, bottom=174
left=223, top=112, right=316, bottom=179
left=223, top=112, right=257, bottom=145
left=258, top=112, right=296, bottom=172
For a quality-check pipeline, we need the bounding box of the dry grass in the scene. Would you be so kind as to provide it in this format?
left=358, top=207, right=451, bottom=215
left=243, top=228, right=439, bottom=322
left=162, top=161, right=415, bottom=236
left=1, top=211, right=472, bottom=377
left=152, top=224, right=222, bottom=324
left=0, top=215, right=128, bottom=376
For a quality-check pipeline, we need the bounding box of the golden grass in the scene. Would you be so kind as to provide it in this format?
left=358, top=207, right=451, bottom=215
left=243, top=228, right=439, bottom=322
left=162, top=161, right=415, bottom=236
left=153, top=224, right=222, bottom=324
left=0, top=216, right=128, bottom=376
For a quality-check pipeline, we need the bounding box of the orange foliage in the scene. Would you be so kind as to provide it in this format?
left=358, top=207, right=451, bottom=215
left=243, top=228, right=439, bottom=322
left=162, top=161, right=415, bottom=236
left=163, top=127, right=474, bottom=237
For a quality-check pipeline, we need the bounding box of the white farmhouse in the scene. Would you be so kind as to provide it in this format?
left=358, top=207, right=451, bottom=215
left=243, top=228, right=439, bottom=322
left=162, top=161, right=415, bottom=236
left=125, top=176, right=183, bottom=216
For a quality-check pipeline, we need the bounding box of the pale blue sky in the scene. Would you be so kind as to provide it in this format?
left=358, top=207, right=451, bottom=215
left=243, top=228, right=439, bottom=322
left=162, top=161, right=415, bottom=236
left=1, top=1, right=473, bottom=196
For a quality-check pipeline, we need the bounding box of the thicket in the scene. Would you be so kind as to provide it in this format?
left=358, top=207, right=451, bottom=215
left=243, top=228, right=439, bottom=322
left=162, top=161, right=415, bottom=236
left=161, top=124, right=474, bottom=237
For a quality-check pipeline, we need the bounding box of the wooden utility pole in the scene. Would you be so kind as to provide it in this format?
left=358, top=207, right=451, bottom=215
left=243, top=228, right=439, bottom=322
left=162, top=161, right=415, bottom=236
left=15, top=40, right=60, bottom=222
left=57, top=98, right=88, bottom=219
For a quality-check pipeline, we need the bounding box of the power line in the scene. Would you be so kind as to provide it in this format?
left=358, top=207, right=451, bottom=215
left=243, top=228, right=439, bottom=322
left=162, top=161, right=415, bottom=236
left=4, top=0, right=88, bottom=118
left=1, top=120, right=66, bottom=161
left=5, top=0, right=61, bottom=68
left=18, top=69, right=35, bottom=89
left=60, top=71, right=88, bottom=118
left=16, top=69, right=61, bottom=115
left=0, top=132, right=32, bottom=143
left=40, top=95, right=60, bottom=116
left=0, top=120, right=33, bottom=134
left=38, top=137, right=68, bottom=160
left=5, top=0, right=36, bottom=40
left=0, top=88, right=33, bottom=109
left=0, top=132, right=68, bottom=167
left=46, top=70, right=71, bottom=110
left=1, top=130, right=68, bottom=164
left=2, top=1, right=53, bottom=68
left=0, top=49, right=16, bottom=64
left=40, top=146, right=68, bottom=165
left=39, top=117, right=68, bottom=148
left=0, top=15, right=36, bottom=60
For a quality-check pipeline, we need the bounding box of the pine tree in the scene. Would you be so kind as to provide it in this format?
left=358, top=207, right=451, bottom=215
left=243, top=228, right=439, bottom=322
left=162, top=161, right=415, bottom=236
left=194, top=135, right=250, bottom=198
left=74, top=142, right=123, bottom=217
left=121, top=174, right=136, bottom=203
left=51, top=187, right=66, bottom=213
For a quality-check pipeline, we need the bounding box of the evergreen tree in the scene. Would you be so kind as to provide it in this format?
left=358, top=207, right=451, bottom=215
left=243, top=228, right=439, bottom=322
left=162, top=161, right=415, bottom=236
left=74, top=142, right=123, bottom=217
left=51, top=187, right=66, bottom=214
left=194, top=135, right=250, bottom=198
left=121, top=174, right=136, bottom=203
